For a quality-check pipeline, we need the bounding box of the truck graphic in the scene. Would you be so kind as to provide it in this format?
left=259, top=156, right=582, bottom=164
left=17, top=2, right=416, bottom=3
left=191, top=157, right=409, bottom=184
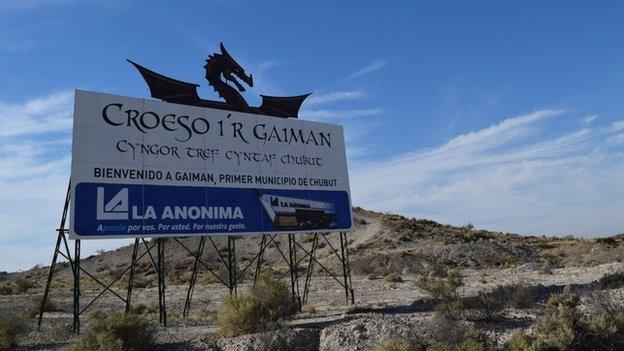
left=258, top=193, right=337, bottom=230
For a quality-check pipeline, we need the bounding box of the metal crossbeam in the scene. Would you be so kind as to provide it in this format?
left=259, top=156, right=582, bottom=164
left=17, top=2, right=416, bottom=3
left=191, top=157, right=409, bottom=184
left=79, top=240, right=158, bottom=315
left=174, top=237, right=229, bottom=286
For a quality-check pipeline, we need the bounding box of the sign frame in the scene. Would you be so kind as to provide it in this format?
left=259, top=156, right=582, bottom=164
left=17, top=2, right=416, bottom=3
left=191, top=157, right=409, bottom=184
left=69, top=90, right=354, bottom=240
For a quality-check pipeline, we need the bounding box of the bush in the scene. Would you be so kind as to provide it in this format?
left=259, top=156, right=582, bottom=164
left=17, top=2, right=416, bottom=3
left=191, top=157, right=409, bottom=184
left=375, top=338, right=423, bottom=351
left=217, top=274, right=297, bottom=337
left=70, top=312, right=153, bottom=351
left=426, top=328, right=485, bottom=351
left=468, top=283, right=536, bottom=321
left=506, top=283, right=537, bottom=309
left=507, top=331, right=539, bottom=351
left=533, top=288, right=581, bottom=349
left=416, top=269, right=463, bottom=302
left=14, top=279, right=33, bottom=294
left=384, top=272, right=404, bottom=283
left=302, top=304, right=317, bottom=314
left=507, top=287, right=624, bottom=350
left=586, top=290, right=624, bottom=318
left=42, top=298, right=61, bottom=312
left=0, top=285, right=12, bottom=296
left=471, top=290, right=506, bottom=321
left=0, top=314, right=28, bottom=350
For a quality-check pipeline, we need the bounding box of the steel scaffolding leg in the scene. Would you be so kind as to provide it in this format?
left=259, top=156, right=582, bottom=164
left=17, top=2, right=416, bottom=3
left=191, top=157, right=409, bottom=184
left=340, top=231, right=355, bottom=304
left=125, top=238, right=140, bottom=312
left=183, top=237, right=206, bottom=317
left=253, top=235, right=268, bottom=283
left=288, top=234, right=302, bottom=310
left=227, top=236, right=238, bottom=295
left=157, top=238, right=167, bottom=326
left=73, top=240, right=81, bottom=334
left=302, top=233, right=319, bottom=305
left=38, top=182, right=71, bottom=329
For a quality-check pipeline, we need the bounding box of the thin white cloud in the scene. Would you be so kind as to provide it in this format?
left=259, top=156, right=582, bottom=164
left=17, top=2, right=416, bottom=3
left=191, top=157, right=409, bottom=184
left=613, top=120, right=624, bottom=131
left=300, top=108, right=384, bottom=122
left=583, top=115, right=598, bottom=125
left=306, top=91, right=365, bottom=106
left=351, top=110, right=624, bottom=236
left=0, top=91, right=75, bottom=271
left=347, top=59, right=387, bottom=80
left=0, top=90, right=73, bottom=137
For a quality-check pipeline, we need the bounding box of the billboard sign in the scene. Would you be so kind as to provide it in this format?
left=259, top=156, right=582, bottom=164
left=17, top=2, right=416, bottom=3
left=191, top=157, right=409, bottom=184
left=69, top=90, right=353, bottom=239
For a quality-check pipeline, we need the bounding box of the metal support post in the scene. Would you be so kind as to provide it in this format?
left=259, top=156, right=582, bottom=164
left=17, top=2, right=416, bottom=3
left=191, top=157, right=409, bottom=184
left=288, top=234, right=302, bottom=310
left=38, top=181, right=71, bottom=328
left=254, top=235, right=267, bottom=283
left=125, top=238, right=140, bottom=312
left=183, top=237, right=206, bottom=317
left=302, top=233, right=319, bottom=305
left=157, top=238, right=167, bottom=326
left=73, top=239, right=81, bottom=334
left=339, top=231, right=354, bottom=304
left=227, top=236, right=238, bottom=295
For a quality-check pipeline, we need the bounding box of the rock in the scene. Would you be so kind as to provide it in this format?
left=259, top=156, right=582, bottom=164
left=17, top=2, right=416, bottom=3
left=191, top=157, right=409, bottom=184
left=514, top=262, right=541, bottom=273
left=217, top=328, right=319, bottom=351
left=319, top=314, right=428, bottom=351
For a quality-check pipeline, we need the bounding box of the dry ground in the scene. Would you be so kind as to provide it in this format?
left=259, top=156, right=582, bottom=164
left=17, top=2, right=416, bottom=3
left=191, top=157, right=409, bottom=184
left=3, top=261, right=623, bottom=350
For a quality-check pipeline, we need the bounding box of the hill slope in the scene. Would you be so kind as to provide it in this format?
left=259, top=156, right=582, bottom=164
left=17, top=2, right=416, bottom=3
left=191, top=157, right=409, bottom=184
left=3, top=207, right=624, bottom=294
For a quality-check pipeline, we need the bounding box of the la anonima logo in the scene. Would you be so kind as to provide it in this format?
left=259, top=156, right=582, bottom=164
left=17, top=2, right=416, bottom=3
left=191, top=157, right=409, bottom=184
left=95, top=186, right=244, bottom=221
left=97, top=187, right=129, bottom=220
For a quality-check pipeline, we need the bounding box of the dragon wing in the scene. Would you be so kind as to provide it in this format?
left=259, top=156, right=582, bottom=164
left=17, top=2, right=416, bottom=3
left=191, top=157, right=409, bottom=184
left=259, top=94, right=312, bottom=119
left=127, top=60, right=201, bottom=104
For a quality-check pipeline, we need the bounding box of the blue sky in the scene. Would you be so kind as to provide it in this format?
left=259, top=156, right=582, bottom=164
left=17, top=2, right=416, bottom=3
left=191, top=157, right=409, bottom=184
left=1, top=1, right=624, bottom=271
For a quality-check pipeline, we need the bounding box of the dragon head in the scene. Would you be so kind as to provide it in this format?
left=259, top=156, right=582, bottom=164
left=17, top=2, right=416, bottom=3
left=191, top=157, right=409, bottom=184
left=204, top=43, right=253, bottom=93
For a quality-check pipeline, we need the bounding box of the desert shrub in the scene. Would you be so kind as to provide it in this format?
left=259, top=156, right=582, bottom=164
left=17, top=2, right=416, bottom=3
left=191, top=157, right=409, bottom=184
left=0, top=314, right=28, bottom=350
left=302, top=304, right=317, bottom=314
left=506, top=283, right=537, bottom=309
left=375, top=337, right=423, bottom=351
left=416, top=269, right=463, bottom=303
left=427, top=263, right=448, bottom=278
left=417, top=269, right=488, bottom=350
left=0, top=285, right=12, bottom=296
left=70, top=312, right=153, bottom=351
left=532, top=288, right=581, bottom=349
left=427, top=299, right=468, bottom=343
left=507, top=331, right=539, bottom=351
left=471, top=290, right=506, bottom=321
left=595, top=237, right=618, bottom=247
left=586, top=290, right=624, bottom=318
left=217, top=274, right=296, bottom=337
left=14, top=279, right=33, bottom=294
left=384, top=272, right=404, bottom=283
left=595, top=271, right=624, bottom=290
left=539, top=254, right=562, bottom=274
left=128, top=303, right=148, bottom=315
left=95, top=266, right=107, bottom=273
left=507, top=287, right=624, bottom=350
left=41, top=298, right=60, bottom=312
left=469, top=283, right=537, bottom=321
left=345, top=304, right=377, bottom=314
left=585, top=312, right=624, bottom=348
left=426, top=326, right=486, bottom=351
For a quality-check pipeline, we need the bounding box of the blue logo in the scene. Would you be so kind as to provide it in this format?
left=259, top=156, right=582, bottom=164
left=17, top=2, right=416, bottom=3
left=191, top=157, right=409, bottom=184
left=74, top=182, right=351, bottom=237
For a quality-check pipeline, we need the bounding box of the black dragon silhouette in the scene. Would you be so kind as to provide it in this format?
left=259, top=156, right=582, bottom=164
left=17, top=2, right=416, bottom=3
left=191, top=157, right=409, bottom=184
left=128, top=43, right=310, bottom=118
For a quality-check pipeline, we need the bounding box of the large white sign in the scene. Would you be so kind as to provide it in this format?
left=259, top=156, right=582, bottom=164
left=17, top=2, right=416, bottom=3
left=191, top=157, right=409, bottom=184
left=69, top=90, right=353, bottom=239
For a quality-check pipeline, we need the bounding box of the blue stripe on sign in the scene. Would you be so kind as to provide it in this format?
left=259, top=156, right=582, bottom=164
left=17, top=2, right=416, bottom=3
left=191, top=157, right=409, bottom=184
left=73, top=183, right=351, bottom=237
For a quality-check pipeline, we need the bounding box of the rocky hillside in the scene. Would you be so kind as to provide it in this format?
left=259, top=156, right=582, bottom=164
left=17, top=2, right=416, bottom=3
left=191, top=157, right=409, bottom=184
left=3, top=208, right=624, bottom=351
left=3, top=207, right=624, bottom=294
